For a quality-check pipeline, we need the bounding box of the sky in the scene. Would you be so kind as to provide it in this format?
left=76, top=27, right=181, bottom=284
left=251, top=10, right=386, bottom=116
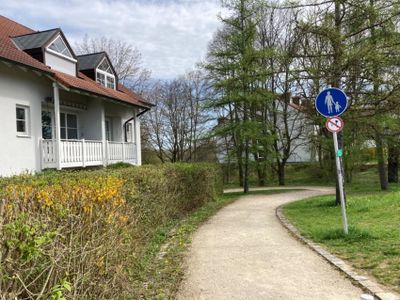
left=1, top=0, right=224, bottom=79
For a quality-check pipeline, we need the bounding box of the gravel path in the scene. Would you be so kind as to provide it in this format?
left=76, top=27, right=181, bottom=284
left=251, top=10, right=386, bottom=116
left=177, top=187, right=364, bottom=300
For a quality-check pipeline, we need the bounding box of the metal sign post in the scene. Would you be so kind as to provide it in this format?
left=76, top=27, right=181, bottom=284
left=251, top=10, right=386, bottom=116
left=325, top=117, right=348, bottom=234
left=316, top=88, right=350, bottom=235
left=332, top=131, right=349, bottom=235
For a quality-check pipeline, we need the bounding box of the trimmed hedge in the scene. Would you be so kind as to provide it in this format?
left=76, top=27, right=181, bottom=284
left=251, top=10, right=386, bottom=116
left=0, top=163, right=222, bottom=299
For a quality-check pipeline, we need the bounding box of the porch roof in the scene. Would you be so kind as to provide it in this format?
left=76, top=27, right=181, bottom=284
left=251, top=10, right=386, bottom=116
left=54, top=70, right=151, bottom=108
left=0, top=15, right=152, bottom=109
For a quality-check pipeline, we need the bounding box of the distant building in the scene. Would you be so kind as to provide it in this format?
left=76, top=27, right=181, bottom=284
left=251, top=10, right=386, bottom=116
left=214, top=95, right=316, bottom=165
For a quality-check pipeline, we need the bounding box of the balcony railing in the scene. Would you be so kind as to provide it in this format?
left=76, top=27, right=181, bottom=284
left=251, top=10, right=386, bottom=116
left=41, top=139, right=137, bottom=169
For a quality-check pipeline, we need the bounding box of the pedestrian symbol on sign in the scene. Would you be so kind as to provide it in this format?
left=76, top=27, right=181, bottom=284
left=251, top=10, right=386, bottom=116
left=325, top=91, right=334, bottom=114
left=335, top=101, right=342, bottom=113
left=315, top=88, right=348, bottom=117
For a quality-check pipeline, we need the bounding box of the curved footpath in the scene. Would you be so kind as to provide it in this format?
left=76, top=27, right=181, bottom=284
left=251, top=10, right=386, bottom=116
left=177, top=187, right=365, bottom=300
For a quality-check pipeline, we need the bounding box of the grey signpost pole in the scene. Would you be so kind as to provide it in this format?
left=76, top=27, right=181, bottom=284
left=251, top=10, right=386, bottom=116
left=332, top=131, right=349, bottom=235
left=316, top=88, right=349, bottom=235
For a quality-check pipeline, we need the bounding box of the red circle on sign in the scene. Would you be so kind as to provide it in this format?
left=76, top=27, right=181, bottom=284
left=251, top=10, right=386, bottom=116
left=325, top=117, right=344, bottom=133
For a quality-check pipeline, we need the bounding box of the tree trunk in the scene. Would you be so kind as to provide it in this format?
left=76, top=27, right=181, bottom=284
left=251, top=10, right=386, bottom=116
left=235, top=143, right=244, bottom=187
left=388, top=144, right=399, bottom=183
left=238, top=158, right=244, bottom=187
left=278, top=162, right=285, bottom=186
left=376, top=131, right=388, bottom=190
left=243, top=137, right=250, bottom=193
left=257, top=161, right=267, bottom=186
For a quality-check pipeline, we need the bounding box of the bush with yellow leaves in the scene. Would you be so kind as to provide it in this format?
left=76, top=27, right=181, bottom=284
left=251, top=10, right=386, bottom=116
left=0, top=163, right=222, bottom=299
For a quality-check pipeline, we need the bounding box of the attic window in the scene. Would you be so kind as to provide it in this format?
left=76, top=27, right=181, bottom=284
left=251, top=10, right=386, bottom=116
left=48, top=36, right=73, bottom=58
left=96, top=58, right=116, bottom=89
left=98, top=59, right=113, bottom=73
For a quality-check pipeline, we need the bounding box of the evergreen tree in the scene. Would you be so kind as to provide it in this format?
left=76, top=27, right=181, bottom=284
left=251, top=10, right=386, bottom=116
left=205, top=0, right=270, bottom=192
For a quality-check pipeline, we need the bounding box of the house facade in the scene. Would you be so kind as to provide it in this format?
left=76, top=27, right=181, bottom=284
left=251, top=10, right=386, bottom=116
left=0, top=16, right=152, bottom=177
left=215, top=98, right=316, bottom=165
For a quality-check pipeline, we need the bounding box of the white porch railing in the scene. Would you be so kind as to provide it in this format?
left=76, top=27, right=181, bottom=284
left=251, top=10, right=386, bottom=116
left=41, top=139, right=137, bottom=169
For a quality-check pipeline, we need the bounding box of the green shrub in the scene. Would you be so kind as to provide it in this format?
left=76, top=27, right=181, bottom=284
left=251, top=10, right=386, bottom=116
left=106, top=162, right=134, bottom=169
left=0, top=163, right=221, bottom=299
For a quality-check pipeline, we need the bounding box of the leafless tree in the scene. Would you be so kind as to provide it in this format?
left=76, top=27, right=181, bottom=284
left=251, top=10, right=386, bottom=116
left=75, top=35, right=151, bottom=94
left=143, top=71, right=213, bottom=163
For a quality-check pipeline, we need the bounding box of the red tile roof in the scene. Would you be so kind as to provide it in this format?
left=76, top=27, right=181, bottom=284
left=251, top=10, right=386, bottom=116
left=0, top=15, right=151, bottom=109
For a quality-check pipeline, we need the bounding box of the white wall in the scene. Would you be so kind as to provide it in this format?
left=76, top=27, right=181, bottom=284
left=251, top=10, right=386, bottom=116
left=134, top=115, right=142, bottom=165
left=104, top=102, right=137, bottom=143
left=78, top=98, right=103, bottom=141
left=44, top=51, right=76, bottom=76
left=275, top=101, right=315, bottom=163
left=0, top=62, right=52, bottom=176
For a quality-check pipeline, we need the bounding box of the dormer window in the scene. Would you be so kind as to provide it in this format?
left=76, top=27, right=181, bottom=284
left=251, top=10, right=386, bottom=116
left=13, top=29, right=77, bottom=76
left=96, top=58, right=115, bottom=89
left=47, top=36, right=73, bottom=59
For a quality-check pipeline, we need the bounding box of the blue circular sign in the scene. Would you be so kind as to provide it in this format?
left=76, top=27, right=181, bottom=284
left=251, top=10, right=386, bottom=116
left=315, top=88, right=348, bottom=117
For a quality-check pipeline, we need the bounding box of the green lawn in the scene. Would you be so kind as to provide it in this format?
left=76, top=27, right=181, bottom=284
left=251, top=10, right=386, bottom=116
left=223, top=163, right=380, bottom=189
left=283, top=186, right=400, bottom=293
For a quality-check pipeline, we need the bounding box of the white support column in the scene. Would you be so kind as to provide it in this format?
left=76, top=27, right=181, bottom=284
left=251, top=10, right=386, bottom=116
left=134, top=112, right=141, bottom=165
left=101, top=103, right=107, bottom=166
left=39, top=138, right=44, bottom=170
left=81, top=139, right=86, bottom=168
left=53, top=82, right=62, bottom=170
left=122, top=142, right=126, bottom=162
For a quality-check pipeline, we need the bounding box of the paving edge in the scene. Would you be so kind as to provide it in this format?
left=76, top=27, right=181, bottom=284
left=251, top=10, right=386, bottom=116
left=276, top=206, right=400, bottom=300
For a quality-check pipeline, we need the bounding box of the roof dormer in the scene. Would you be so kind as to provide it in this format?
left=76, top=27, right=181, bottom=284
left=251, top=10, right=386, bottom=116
left=77, top=52, right=117, bottom=90
left=12, top=29, right=77, bottom=76
left=47, top=35, right=74, bottom=59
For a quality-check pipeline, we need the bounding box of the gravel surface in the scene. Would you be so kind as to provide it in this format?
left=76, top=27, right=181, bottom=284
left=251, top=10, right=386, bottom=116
left=177, top=187, right=364, bottom=300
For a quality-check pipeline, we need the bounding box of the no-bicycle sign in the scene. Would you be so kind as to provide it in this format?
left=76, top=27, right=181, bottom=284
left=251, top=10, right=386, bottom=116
left=325, top=117, right=344, bottom=133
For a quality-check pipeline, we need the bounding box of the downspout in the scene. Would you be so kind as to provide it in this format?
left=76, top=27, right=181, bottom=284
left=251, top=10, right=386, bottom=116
left=137, top=108, right=150, bottom=117
left=123, top=108, right=149, bottom=142
left=123, top=116, right=135, bottom=143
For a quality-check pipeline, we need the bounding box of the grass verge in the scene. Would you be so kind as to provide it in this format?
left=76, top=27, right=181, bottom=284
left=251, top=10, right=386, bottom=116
left=283, top=189, right=400, bottom=293
left=131, top=189, right=297, bottom=299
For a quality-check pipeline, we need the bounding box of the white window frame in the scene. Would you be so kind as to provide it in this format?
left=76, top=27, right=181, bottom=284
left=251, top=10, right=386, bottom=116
left=105, top=117, right=113, bottom=141
left=16, top=105, right=30, bottom=137
left=125, top=122, right=133, bottom=143
left=60, top=112, right=79, bottom=140
left=46, top=35, right=77, bottom=63
left=40, top=110, right=80, bottom=140
left=41, top=109, right=54, bottom=140
left=96, top=58, right=116, bottom=89
left=96, top=71, right=105, bottom=86
left=106, top=75, right=115, bottom=89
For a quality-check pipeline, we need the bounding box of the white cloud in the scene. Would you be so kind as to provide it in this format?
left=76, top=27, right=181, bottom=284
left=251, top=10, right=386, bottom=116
left=1, top=0, right=224, bottom=79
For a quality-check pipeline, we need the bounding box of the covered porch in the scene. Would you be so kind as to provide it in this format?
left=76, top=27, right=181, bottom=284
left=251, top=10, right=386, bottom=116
left=41, top=139, right=136, bottom=168
left=40, top=82, right=142, bottom=170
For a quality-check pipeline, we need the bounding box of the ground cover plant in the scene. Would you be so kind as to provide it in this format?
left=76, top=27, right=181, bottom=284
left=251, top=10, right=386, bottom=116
left=0, top=163, right=222, bottom=299
left=283, top=185, right=400, bottom=293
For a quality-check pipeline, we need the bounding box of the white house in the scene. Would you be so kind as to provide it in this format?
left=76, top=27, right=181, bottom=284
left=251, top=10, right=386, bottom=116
left=0, top=16, right=152, bottom=177
left=215, top=97, right=316, bottom=165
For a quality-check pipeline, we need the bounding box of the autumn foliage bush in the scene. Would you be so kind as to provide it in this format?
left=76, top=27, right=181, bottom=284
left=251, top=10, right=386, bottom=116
left=0, top=163, right=222, bottom=299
